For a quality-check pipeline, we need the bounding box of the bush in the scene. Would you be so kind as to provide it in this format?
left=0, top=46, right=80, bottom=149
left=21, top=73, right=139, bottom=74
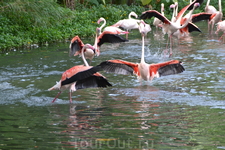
left=0, top=1, right=146, bottom=52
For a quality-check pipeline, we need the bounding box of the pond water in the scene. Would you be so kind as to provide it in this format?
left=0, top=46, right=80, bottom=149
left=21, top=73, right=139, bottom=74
left=0, top=22, right=225, bottom=149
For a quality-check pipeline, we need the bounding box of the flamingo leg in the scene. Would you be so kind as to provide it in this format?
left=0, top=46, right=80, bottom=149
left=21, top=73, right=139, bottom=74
left=69, top=92, right=73, bottom=103
left=126, top=30, right=129, bottom=39
left=52, top=91, right=62, bottom=103
left=169, top=35, right=173, bottom=57
left=211, top=22, right=215, bottom=35
left=219, top=33, right=225, bottom=41
left=208, top=21, right=210, bottom=34
left=166, top=36, right=170, bottom=50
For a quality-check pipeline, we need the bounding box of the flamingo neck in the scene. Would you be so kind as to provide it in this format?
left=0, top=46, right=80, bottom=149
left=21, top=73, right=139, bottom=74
left=178, top=5, right=196, bottom=29
left=175, top=3, right=178, bottom=17
left=99, top=18, right=106, bottom=33
left=128, top=13, right=132, bottom=19
left=81, top=45, right=89, bottom=67
left=171, top=6, right=176, bottom=22
left=219, top=0, right=222, bottom=12
left=141, top=34, right=145, bottom=64
left=206, top=0, right=210, bottom=6
left=128, top=12, right=137, bottom=19
left=161, top=4, right=164, bottom=16
left=94, top=29, right=98, bottom=49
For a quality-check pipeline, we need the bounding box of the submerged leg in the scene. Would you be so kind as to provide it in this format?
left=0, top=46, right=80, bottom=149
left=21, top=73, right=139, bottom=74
left=218, top=33, right=225, bottom=41
left=169, top=35, right=173, bottom=57
left=52, top=91, right=62, bottom=103
left=69, top=92, right=73, bottom=103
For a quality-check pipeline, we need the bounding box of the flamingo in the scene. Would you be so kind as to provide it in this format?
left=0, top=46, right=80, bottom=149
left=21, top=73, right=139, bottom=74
left=205, top=0, right=217, bottom=14
left=111, top=11, right=144, bottom=38
left=215, top=20, right=225, bottom=41
left=140, top=1, right=201, bottom=55
left=98, top=21, right=185, bottom=82
left=69, top=28, right=128, bottom=64
left=153, top=3, right=165, bottom=29
left=97, top=17, right=129, bottom=35
left=49, top=44, right=112, bottom=103
left=208, top=0, right=223, bottom=34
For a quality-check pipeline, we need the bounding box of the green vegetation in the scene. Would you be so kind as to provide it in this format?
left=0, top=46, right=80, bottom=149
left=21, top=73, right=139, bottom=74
left=0, top=0, right=145, bottom=52
left=0, top=0, right=224, bottom=52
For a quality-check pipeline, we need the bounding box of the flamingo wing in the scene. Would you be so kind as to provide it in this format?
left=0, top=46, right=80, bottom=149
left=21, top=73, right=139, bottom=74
left=158, top=63, right=185, bottom=76
left=140, top=10, right=170, bottom=24
left=191, top=13, right=212, bottom=23
left=150, top=60, right=185, bottom=77
left=69, top=36, right=84, bottom=57
left=187, top=22, right=201, bottom=32
left=176, top=0, right=202, bottom=21
left=75, top=75, right=112, bottom=90
left=61, top=65, right=102, bottom=86
left=99, top=60, right=138, bottom=75
left=97, top=31, right=128, bottom=47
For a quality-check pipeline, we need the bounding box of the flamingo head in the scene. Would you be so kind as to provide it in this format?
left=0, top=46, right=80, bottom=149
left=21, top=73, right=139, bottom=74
left=138, top=21, right=151, bottom=36
left=194, top=2, right=200, bottom=8
left=129, top=11, right=138, bottom=18
left=97, top=17, right=105, bottom=24
left=161, top=3, right=164, bottom=12
left=170, top=4, right=175, bottom=9
left=84, top=44, right=95, bottom=51
left=48, top=81, right=61, bottom=91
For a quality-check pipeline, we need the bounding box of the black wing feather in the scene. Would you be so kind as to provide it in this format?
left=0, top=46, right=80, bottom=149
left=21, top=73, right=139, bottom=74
left=99, top=61, right=134, bottom=75
left=75, top=76, right=112, bottom=90
left=158, top=63, right=185, bottom=77
left=192, top=14, right=212, bottom=23
left=61, top=65, right=102, bottom=86
left=187, top=22, right=201, bottom=33
left=98, top=33, right=128, bottom=47
left=140, top=10, right=169, bottom=24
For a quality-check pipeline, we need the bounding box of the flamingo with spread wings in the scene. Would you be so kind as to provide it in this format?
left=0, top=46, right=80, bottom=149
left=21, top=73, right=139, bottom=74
left=49, top=44, right=112, bottom=103
left=98, top=21, right=185, bottom=82
left=69, top=28, right=128, bottom=64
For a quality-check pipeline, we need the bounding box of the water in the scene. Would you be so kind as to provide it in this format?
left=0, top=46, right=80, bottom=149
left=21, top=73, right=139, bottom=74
left=0, top=22, right=225, bottom=149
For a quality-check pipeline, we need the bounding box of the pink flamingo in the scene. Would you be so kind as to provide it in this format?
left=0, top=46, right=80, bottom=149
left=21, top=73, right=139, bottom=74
left=112, top=11, right=143, bottom=38
left=97, top=17, right=129, bottom=35
left=98, top=21, right=185, bottom=82
left=140, top=1, right=201, bottom=55
left=208, top=0, right=223, bottom=34
left=69, top=28, right=128, bottom=64
left=49, top=44, right=112, bottom=103
left=215, top=20, right=225, bottom=41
